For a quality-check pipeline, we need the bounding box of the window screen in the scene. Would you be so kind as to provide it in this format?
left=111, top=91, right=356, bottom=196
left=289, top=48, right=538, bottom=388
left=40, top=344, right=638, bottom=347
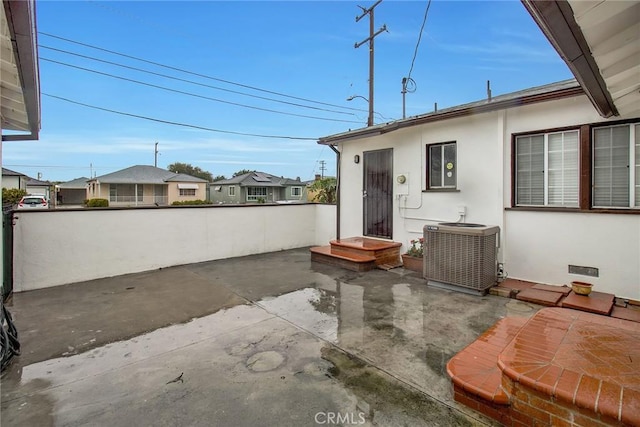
left=515, top=131, right=578, bottom=207
left=593, top=125, right=630, bottom=207
left=428, top=142, right=456, bottom=188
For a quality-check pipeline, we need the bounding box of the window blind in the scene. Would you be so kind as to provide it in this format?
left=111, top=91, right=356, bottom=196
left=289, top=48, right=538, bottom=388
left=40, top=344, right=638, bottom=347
left=593, top=126, right=630, bottom=207
left=516, top=135, right=544, bottom=205
left=547, top=131, right=578, bottom=206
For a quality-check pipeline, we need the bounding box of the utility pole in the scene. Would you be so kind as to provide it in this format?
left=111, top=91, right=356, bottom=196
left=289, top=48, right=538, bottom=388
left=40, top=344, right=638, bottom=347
left=319, top=160, right=327, bottom=179
left=355, top=0, right=386, bottom=127
left=401, top=77, right=416, bottom=119
left=154, top=142, right=159, bottom=167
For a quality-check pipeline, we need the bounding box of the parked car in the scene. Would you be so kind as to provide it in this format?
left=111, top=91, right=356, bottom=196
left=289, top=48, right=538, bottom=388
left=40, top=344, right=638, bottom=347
left=17, top=195, right=49, bottom=210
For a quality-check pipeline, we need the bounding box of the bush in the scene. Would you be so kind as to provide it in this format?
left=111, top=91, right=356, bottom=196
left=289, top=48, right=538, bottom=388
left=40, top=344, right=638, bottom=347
left=86, top=198, right=109, bottom=207
left=171, top=200, right=211, bottom=206
left=309, top=178, right=337, bottom=204
left=2, top=188, right=27, bottom=206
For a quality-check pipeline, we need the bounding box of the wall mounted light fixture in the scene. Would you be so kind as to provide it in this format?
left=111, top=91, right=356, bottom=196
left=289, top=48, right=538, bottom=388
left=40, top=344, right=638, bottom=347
left=354, top=154, right=360, bottom=164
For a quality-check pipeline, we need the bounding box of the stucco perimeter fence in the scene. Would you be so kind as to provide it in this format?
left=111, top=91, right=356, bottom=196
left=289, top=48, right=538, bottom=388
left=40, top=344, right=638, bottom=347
left=11, top=204, right=337, bottom=292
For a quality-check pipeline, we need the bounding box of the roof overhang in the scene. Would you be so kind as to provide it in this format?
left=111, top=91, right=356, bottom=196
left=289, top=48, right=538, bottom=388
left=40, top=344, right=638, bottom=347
left=522, top=0, right=639, bottom=118
left=1, top=0, right=40, bottom=141
left=318, top=81, right=583, bottom=145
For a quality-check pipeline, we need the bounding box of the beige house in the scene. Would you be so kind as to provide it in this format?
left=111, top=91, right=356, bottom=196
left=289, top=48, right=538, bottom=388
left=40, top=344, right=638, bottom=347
left=87, top=165, right=208, bottom=207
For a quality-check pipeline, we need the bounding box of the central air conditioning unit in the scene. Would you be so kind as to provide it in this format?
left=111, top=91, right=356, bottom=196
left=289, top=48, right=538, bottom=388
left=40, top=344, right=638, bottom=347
left=423, top=223, right=500, bottom=295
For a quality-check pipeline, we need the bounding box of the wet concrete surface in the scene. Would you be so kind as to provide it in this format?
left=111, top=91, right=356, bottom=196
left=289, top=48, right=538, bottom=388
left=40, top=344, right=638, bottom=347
left=1, top=248, right=542, bottom=426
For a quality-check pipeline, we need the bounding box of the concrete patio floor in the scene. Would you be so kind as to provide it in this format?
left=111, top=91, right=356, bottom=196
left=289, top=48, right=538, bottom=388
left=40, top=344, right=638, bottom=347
left=1, top=248, right=543, bottom=426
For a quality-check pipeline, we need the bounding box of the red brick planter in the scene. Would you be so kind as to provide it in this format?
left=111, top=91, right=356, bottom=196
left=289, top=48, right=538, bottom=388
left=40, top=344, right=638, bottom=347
left=401, top=254, right=422, bottom=273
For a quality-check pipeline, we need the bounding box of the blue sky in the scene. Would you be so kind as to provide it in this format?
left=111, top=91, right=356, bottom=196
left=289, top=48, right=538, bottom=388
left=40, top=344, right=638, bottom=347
left=3, top=0, right=573, bottom=183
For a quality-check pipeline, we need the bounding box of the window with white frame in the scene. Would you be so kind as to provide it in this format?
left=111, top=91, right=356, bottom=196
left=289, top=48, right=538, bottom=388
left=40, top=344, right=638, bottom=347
left=291, top=186, right=302, bottom=197
left=247, top=187, right=267, bottom=201
left=515, top=130, right=579, bottom=207
left=427, top=142, right=456, bottom=189
left=228, top=186, right=236, bottom=197
left=593, top=124, right=639, bottom=208
left=179, top=188, right=196, bottom=196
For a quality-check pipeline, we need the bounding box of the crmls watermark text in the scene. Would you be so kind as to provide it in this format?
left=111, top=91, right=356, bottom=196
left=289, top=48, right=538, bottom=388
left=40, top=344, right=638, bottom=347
left=314, top=411, right=366, bottom=425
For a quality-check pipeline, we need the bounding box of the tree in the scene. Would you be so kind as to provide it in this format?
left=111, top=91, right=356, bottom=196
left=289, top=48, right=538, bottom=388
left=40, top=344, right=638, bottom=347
left=232, top=169, right=256, bottom=177
left=212, top=175, right=227, bottom=182
left=309, top=177, right=337, bottom=204
left=167, top=162, right=214, bottom=182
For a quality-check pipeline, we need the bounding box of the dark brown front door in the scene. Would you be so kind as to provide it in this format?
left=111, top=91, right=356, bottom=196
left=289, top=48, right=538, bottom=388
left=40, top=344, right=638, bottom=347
left=363, top=148, right=393, bottom=239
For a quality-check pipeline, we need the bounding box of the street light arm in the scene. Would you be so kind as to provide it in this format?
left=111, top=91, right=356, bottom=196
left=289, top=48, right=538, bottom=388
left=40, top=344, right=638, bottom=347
left=346, top=95, right=369, bottom=103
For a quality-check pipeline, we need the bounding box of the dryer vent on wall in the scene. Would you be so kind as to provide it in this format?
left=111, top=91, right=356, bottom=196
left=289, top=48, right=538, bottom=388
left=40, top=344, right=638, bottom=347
left=423, top=223, right=500, bottom=295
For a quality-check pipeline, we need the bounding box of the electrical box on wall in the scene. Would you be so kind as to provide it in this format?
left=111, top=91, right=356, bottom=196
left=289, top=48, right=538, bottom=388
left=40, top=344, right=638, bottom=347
left=396, top=173, right=409, bottom=195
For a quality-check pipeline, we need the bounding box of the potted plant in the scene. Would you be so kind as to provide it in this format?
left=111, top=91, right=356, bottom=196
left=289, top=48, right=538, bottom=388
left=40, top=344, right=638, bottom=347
left=401, top=238, right=424, bottom=273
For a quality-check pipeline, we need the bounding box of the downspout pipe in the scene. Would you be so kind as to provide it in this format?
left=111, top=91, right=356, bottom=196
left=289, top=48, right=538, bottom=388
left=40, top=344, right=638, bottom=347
left=329, top=144, right=340, bottom=240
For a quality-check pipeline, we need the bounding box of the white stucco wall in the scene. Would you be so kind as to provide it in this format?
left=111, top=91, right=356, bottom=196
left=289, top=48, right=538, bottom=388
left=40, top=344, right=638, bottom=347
left=12, top=204, right=337, bottom=291
left=501, top=96, right=640, bottom=299
left=335, top=93, right=640, bottom=299
left=339, top=112, right=506, bottom=249
left=315, top=203, right=337, bottom=243
left=504, top=211, right=639, bottom=299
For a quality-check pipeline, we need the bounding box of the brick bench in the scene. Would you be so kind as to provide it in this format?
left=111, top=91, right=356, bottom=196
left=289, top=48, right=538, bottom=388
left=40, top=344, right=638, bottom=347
left=447, top=308, right=640, bottom=426
left=447, top=317, right=527, bottom=404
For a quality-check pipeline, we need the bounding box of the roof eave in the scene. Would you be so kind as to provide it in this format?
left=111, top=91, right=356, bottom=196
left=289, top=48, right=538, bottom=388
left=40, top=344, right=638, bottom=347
left=318, top=84, right=584, bottom=145
left=521, top=0, right=618, bottom=118
left=2, top=0, right=41, bottom=141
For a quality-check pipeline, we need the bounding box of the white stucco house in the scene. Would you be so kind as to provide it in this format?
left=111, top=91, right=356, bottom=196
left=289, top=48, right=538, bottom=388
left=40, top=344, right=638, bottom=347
left=318, top=1, right=639, bottom=300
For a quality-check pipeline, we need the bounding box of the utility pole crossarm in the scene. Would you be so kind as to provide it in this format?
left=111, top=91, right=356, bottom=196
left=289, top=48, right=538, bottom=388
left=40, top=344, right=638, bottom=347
left=355, top=0, right=382, bottom=21
left=354, top=24, right=387, bottom=49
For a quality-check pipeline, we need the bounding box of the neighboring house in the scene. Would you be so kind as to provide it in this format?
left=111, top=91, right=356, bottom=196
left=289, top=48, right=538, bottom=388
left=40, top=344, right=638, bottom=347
left=25, top=177, right=51, bottom=200
left=318, top=0, right=640, bottom=305
left=86, top=165, right=208, bottom=206
left=210, top=171, right=307, bottom=204
left=1, top=168, right=29, bottom=190
left=56, top=177, right=89, bottom=205
left=2, top=168, right=51, bottom=199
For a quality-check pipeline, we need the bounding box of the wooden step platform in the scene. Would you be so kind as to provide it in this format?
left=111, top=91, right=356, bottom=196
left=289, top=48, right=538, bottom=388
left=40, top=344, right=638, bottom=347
left=310, top=237, right=402, bottom=272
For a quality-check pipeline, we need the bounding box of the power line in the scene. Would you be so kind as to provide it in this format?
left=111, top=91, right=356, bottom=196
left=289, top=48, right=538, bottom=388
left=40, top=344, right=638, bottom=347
left=41, top=57, right=361, bottom=124
left=407, top=0, right=432, bottom=81
left=308, top=145, right=327, bottom=182
left=42, top=93, right=319, bottom=141
left=402, top=0, right=431, bottom=118
left=39, top=45, right=356, bottom=117
left=39, top=31, right=366, bottom=113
